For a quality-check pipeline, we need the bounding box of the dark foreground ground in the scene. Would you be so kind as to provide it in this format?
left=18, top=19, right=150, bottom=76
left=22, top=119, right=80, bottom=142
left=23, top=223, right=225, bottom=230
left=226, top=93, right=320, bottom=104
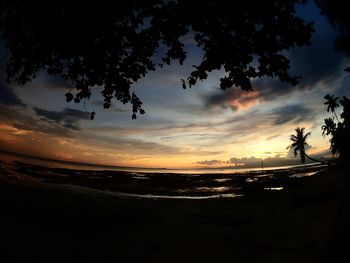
left=0, top=160, right=349, bottom=263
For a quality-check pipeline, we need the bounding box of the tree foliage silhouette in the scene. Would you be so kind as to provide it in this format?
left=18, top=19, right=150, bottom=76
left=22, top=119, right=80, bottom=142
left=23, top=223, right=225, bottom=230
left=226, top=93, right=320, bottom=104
left=309, top=1, right=350, bottom=165
left=322, top=94, right=350, bottom=162
left=324, top=94, right=340, bottom=122
left=0, top=0, right=314, bottom=118
left=287, top=127, right=321, bottom=164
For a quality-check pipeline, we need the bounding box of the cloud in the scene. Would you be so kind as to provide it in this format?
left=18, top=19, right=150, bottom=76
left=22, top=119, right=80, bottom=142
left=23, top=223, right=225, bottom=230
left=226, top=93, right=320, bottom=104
left=25, top=72, right=75, bottom=91
left=197, top=151, right=333, bottom=168
left=0, top=105, right=77, bottom=138
left=334, top=74, right=350, bottom=96
left=83, top=129, right=223, bottom=157
left=241, top=155, right=310, bottom=167
left=253, top=6, right=346, bottom=101
left=270, top=104, right=316, bottom=125
left=90, top=100, right=127, bottom=112
left=228, top=156, right=261, bottom=165
left=0, top=84, right=25, bottom=106
left=33, top=107, right=90, bottom=130
left=289, top=8, right=345, bottom=88
left=196, top=156, right=265, bottom=168
left=203, top=88, right=260, bottom=112
left=196, top=159, right=223, bottom=165
left=0, top=104, right=222, bottom=160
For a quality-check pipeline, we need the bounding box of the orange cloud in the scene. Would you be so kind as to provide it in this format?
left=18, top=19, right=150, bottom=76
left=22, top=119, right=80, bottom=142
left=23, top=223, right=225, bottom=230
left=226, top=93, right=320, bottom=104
left=228, top=91, right=260, bottom=111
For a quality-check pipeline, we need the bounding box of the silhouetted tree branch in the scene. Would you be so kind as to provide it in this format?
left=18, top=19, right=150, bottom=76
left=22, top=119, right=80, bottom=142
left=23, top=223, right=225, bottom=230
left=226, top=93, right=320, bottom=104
left=0, top=0, right=314, bottom=118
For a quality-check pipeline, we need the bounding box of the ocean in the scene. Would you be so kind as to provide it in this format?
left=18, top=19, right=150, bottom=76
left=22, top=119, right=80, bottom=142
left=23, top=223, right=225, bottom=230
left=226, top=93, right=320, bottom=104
left=0, top=149, right=326, bottom=200
left=0, top=149, right=322, bottom=175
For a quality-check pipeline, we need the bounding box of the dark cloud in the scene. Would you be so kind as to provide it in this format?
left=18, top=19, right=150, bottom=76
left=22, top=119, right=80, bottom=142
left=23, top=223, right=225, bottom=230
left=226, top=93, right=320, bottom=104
left=0, top=84, right=25, bottom=106
left=270, top=104, right=315, bottom=125
left=204, top=88, right=236, bottom=110
left=25, top=72, right=75, bottom=91
left=289, top=5, right=345, bottom=88
left=254, top=7, right=346, bottom=100
left=33, top=107, right=90, bottom=131
left=197, top=159, right=223, bottom=165
left=0, top=104, right=222, bottom=157
left=42, top=75, right=75, bottom=90
left=0, top=105, right=76, bottom=138
left=0, top=40, right=25, bottom=107
left=203, top=88, right=259, bottom=112
left=252, top=78, right=293, bottom=101
left=91, top=100, right=127, bottom=112
left=335, top=73, right=350, bottom=96
left=34, top=107, right=89, bottom=122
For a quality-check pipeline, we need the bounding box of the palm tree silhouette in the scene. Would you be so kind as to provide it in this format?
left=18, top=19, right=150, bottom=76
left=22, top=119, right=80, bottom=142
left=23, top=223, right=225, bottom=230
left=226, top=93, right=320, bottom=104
left=322, top=117, right=336, bottom=136
left=287, top=127, right=322, bottom=164
left=324, top=94, right=340, bottom=122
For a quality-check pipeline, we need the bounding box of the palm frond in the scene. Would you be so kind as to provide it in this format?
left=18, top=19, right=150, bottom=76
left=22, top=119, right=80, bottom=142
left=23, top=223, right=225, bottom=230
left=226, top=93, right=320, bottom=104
left=287, top=127, right=311, bottom=164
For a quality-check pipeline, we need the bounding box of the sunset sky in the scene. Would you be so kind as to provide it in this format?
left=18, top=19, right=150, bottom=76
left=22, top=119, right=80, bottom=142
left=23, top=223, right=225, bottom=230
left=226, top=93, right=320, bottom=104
left=0, top=2, right=348, bottom=169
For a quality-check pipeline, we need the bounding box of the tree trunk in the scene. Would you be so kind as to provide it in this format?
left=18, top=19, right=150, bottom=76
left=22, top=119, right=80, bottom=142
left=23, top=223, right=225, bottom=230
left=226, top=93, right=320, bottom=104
left=305, top=153, right=324, bottom=164
left=333, top=110, right=340, bottom=123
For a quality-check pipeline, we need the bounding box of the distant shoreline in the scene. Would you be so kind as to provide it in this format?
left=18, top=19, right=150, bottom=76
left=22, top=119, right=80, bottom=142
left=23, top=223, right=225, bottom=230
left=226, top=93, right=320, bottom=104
left=0, top=148, right=326, bottom=174
left=0, top=148, right=164, bottom=171
left=0, top=154, right=326, bottom=200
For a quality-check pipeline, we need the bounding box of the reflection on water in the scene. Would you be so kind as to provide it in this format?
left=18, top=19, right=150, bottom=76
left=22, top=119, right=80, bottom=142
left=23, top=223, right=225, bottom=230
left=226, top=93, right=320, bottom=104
left=264, top=187, right=284, bottom=191
left=108, top=191, right=243, bottom=200
left=213, top=178, right=231, bottom=183
left=256, top=174, right=272, bottom=178
left=291, top=171, right=321, bottom=178
left=245, top=178, right=256, bottom=182
left=195, top=186, right=230, bottom=192
left=0, top=150, right=326, bottom=200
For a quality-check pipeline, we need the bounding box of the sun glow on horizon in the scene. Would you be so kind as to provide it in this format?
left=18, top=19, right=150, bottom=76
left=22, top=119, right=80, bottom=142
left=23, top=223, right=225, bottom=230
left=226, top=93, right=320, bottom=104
left=0, top=102, right=333, bottom=169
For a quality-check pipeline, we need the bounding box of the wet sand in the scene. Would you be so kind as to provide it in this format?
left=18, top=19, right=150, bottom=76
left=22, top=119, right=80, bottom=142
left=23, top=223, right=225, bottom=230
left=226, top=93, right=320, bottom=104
left=0, top=159, right=346, bottom=262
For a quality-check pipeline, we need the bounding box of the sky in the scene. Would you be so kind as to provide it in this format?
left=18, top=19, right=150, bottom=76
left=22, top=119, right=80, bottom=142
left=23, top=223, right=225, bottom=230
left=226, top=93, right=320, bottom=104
left=0, top=2, right=349, bottom=169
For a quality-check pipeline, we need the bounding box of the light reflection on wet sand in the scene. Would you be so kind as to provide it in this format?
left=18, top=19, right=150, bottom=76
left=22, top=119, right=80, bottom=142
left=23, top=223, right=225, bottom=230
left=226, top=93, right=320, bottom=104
left=0, top=150, right=327, bottom=200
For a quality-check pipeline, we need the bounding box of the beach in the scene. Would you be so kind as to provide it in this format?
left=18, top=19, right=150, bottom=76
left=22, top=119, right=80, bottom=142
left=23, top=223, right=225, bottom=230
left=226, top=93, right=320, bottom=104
left=0, top=157, right=347, bottom=262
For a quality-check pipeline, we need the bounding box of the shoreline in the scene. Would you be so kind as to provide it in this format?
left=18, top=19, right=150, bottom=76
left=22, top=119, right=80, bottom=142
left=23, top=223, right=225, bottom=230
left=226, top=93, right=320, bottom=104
left=0, top=158, right=326, bottom=199
left=0, top=157, right=344, bottom=262
left=0, top=148, right=326, bottom=175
